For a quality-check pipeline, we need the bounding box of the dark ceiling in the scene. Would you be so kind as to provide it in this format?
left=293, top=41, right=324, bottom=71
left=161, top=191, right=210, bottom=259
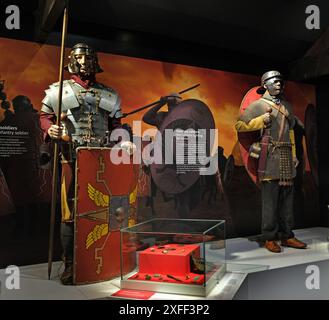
left=70, top=0, right=327, bottom=61
left=1, top=0, right=329, bottom=78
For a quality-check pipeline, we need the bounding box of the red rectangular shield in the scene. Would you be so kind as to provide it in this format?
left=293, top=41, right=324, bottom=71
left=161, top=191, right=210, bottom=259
left=74, top=147, right=139, bottom=284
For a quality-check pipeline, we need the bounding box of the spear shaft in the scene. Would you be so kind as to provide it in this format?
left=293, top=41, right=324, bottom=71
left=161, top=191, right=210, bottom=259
left=48, top=1, right=69, bottom=280
left=121, top=83, right=200, bottom=118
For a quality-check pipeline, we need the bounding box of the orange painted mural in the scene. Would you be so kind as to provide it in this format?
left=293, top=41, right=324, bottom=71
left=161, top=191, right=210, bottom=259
left=0, top=37, right=319, bottom=239
left=0, top=37, right=315, bottom=163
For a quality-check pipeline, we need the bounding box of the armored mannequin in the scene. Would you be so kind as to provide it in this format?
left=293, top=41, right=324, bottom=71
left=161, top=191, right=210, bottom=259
left=235, top=71, right=307, bottom=253
left=41, top=43, right=123, bottom=147
left=40, top=43, right=126, bottom=284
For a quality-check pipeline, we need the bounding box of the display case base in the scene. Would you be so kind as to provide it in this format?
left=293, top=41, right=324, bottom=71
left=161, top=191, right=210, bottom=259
left=121, top=264, right=226, bottom=297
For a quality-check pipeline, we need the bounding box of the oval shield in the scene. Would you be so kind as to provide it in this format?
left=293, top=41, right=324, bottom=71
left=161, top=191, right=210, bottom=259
left=237, top=87, right=263, bottom=185
left=151, top=99, right=215, bottom=194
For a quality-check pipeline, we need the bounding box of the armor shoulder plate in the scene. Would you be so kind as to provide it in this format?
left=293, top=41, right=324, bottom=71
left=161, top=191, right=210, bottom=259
left=43, top=80, right=80, bottom=114
left=41, top=88, right=54, bottom=113
left=240, top=100, right=264, bottom=123
left=98, top=84, right=123, bottom=118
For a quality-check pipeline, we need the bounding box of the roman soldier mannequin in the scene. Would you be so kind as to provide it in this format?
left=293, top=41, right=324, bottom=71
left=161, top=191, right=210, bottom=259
left=235, top=71, right=307, bottom=253
left=40, top=43, right=129, bottom=284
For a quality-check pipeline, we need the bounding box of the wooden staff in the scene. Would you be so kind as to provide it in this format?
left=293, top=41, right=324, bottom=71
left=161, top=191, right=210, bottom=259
left=48, top=0, right=69, bottom=280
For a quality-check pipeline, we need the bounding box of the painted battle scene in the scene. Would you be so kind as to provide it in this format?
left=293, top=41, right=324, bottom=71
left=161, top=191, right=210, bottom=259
left=0, top=37, right=319, bottom=268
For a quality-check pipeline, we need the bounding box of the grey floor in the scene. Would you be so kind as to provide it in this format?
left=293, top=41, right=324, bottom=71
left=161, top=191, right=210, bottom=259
left=0, top=227, right=328, bottom=300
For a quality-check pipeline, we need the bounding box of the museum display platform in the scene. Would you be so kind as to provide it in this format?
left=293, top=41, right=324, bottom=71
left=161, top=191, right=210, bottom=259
left=0, top=227, right=328, bottom=300
left=120, top=219, right=226, bottom=296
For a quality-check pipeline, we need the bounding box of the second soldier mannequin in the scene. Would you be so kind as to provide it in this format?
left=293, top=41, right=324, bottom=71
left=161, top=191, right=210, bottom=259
left=235, top=71, right=307, bottom=253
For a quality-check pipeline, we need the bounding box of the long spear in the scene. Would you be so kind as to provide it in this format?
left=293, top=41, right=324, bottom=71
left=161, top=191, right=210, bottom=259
left=120, top=83, right=200, bottom=118
left=48, top=0, right=69, bottom=280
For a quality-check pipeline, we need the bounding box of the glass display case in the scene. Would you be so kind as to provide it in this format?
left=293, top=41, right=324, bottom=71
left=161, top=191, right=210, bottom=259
left=120, top=218, right=226, bottom=297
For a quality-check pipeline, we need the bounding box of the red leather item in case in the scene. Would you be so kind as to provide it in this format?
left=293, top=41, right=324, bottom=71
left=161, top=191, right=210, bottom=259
left=139, top=243, right=200, bottom=275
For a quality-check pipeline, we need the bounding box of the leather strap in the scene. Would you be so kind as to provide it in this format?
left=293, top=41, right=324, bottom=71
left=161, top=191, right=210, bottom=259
left=260, top=98, right=289, bottom=118
left=260, top=98, right=288, bottom=141
left=277, top=112, right=287, bottom=142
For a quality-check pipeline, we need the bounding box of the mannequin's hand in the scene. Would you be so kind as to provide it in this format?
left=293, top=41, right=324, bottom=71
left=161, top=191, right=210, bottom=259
left=293, top=157, right=299, bottom=168
left=48, top=124, right=63, bottom=140
left=262, top=112, right=271, bottom=125
left=120, top=141, right=136, bottom=155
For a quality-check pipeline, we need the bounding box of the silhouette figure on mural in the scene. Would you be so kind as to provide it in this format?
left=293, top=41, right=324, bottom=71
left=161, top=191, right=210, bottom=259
left=0, top=92, right=41, bottom=237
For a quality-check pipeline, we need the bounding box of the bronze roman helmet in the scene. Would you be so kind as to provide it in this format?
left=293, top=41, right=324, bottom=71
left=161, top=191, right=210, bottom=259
left=66, top=43, right=103, bottom=75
